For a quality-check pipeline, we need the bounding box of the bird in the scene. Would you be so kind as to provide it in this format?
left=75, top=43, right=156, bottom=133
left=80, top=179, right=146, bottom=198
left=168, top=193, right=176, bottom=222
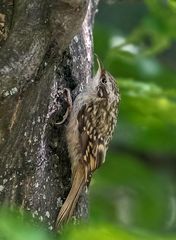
left=55, top=57, right=120, bottom=229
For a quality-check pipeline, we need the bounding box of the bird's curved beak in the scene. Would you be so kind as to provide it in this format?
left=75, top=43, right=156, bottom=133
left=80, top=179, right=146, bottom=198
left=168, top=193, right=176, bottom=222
left=94, top=54, right=104, bottom=79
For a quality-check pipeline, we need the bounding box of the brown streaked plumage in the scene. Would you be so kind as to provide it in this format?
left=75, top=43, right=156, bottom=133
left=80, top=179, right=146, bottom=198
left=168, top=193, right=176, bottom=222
left=55, top=57, right=120, bottom=229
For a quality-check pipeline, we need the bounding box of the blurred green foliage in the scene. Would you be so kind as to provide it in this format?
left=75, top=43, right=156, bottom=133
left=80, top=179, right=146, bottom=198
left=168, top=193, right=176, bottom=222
left=0, top=209, right=176, bottom=240
left=1, top=0, right=176, bottom=239
left=0, top=209, right=50, bottom=240
left=90, top=153, right=170, bottom=229
left=91, top=0, right=176, bottom=238
left=62, top=224, right=176, bottom=240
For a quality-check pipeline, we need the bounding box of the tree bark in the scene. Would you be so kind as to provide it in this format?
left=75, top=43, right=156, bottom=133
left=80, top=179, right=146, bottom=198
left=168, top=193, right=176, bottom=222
left=0, top=0, right=98, bottom=230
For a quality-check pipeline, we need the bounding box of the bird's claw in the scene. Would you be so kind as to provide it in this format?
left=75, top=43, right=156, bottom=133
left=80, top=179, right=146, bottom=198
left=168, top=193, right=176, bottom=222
left=55, top=88, right=72, bottom=125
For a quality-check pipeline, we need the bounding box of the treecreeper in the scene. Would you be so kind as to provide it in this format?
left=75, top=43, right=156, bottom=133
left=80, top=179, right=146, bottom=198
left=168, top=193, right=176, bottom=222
left=55, top=58, right=120, bottom=230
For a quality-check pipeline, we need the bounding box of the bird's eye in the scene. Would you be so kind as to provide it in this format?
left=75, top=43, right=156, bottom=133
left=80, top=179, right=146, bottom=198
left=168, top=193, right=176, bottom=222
left=101, top=77, right=107, bottom=84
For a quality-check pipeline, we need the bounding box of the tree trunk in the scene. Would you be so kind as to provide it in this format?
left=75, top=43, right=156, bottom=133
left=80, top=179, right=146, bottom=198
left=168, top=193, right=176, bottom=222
left=0, top=0, right=98, bottom=230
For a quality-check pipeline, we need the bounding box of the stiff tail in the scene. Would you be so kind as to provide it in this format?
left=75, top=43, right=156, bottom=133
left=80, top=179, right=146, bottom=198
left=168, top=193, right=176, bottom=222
left=55, top=164, right=85, bottom=229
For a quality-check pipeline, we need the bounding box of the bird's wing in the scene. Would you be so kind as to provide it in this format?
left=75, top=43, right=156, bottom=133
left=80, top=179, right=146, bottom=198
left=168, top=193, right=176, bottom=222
left=77, top=103, right=106, bottom=181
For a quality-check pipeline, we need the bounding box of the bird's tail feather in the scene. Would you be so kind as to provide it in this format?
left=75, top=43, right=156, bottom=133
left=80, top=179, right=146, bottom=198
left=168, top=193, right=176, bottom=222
left=55, top=165, right=85, bottom=229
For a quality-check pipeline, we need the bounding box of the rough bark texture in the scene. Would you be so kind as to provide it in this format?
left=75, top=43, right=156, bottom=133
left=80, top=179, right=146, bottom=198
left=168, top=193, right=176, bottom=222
left=0, top=0, right=98, bottom=230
